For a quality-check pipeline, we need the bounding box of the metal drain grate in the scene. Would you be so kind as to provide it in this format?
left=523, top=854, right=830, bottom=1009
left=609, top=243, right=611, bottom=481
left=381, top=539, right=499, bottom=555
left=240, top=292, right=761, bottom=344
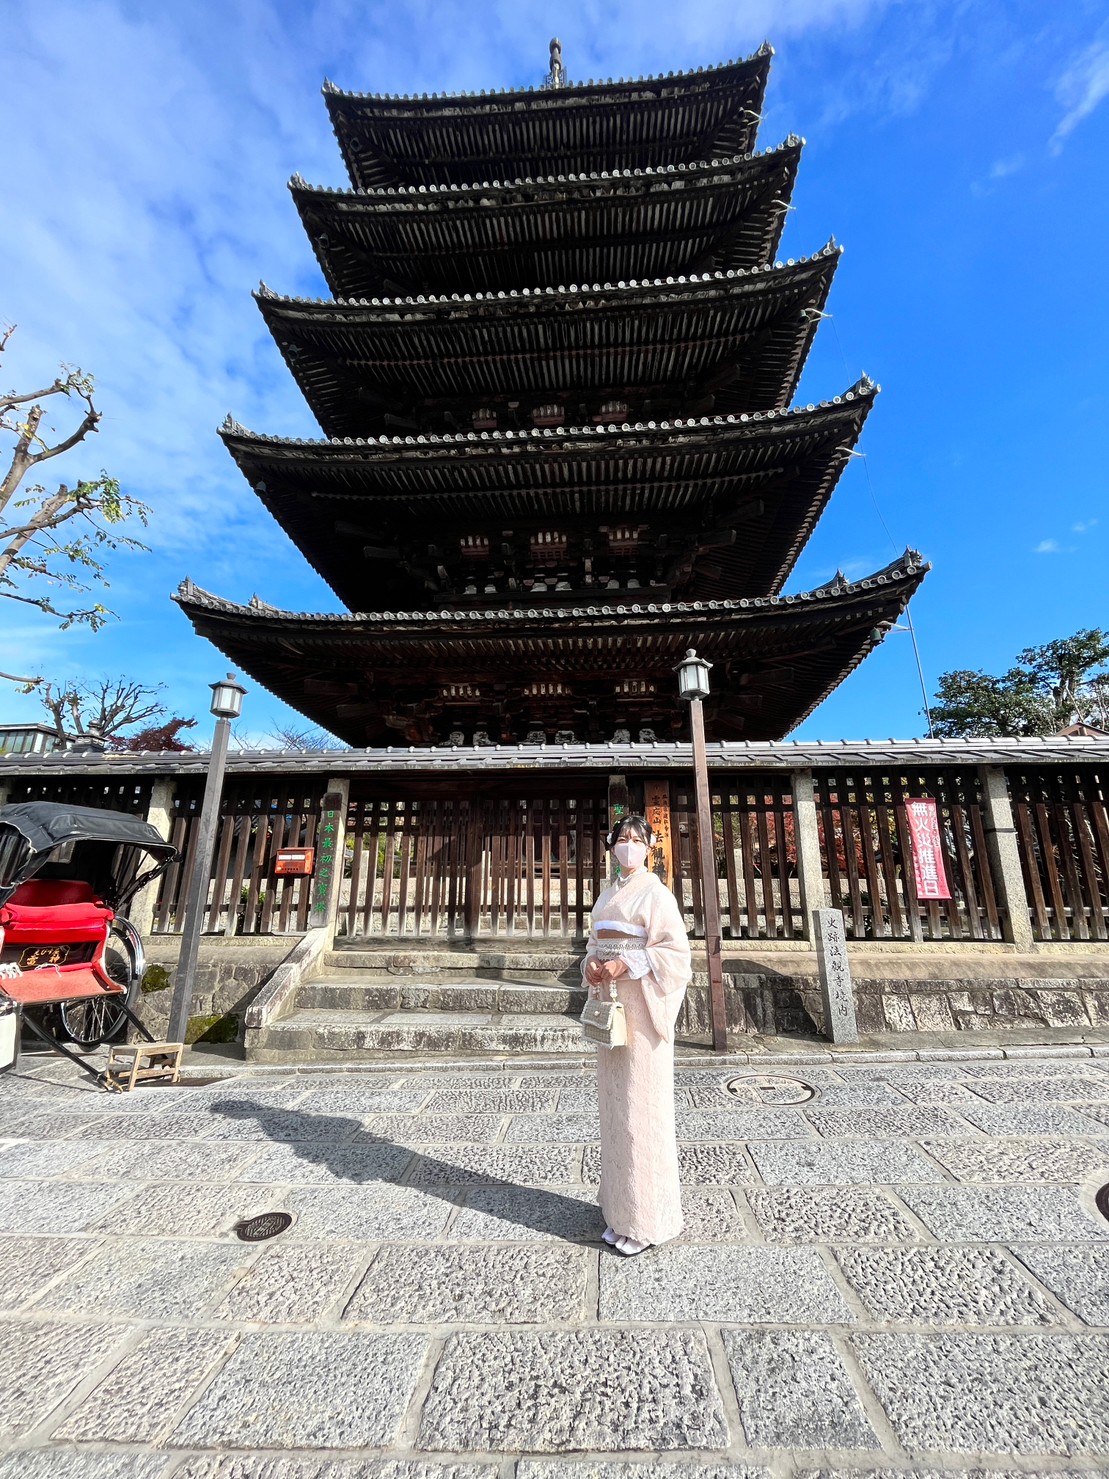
left=1096, top=1183, right=1109, bottom=1224
left=726, top=1074, right=816, bottom=1106
left=233, top=1211, right=294, bottom=1242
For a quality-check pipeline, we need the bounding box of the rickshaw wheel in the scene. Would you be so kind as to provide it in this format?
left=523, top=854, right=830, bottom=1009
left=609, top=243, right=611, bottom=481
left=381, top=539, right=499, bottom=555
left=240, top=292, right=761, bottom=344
left=59, top=927, right=139, bottom=1049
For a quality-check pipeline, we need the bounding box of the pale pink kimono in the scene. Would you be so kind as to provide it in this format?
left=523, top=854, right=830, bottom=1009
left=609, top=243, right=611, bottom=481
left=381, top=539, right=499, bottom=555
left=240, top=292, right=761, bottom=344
left=582, top=869, right=692, bottom=1244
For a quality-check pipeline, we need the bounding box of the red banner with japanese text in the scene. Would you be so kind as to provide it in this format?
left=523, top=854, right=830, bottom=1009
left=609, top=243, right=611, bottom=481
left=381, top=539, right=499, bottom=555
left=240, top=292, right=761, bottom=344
left=905, top=797, right=951, bottom=900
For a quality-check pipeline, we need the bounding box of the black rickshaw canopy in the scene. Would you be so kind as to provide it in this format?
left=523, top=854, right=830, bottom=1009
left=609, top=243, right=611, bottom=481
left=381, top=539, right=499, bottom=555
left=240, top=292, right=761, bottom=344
left=0, top=801, right=177, bottom=910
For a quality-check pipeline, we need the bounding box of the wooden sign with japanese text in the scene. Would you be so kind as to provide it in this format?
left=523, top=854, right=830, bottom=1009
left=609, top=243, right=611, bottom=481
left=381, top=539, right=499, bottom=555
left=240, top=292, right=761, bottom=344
left=644, top=779, right=674, bottom=889
left=308, top=791, right=345, bottom=927
left=905, top=797, right=952, bottom=900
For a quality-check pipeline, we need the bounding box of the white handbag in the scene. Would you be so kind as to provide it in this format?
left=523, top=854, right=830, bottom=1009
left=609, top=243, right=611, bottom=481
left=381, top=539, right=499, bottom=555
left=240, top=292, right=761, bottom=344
left=580, top=980, right=627, bottom=1049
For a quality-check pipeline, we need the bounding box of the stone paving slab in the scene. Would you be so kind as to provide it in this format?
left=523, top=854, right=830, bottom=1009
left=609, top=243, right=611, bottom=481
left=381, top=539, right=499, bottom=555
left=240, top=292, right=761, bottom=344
left=238, top=1141, right=414, bottom=1186
left=795, top=1083, right=906, bottom=1106
left=900, top=1184, right=1109, bottom=1242
left=89, top=1181, right=278, bottom=1238
left=177, top=1461, right=500, bottom=1479
left=517, top=1467, right=770, bottom=1479
left=424, top=1088, right=560, bottom=1113
left=1011, top=1244, right=1109, bottom=1325
left=503, top=1111, right=601, bottom=1143
left=834, top=1246, right=1055, bottom=1325
left=0, top=1178, right=131, bottom=1233
left=952, top=1103, right=1109, bottom=1136
left=406, top=1144, right=581, bottom=1185
left=746, top=1139, right=946, bottom=1186
left=0, top=1318, right=133, bottom=1442
left=0, top=1138, right=111, bottom=1179
left=853, top=1331, right=1109, bottom=1454
left=921, top=1136, right=1109, bottom=1184
left=170, top=1330, right=428, bottom=1449
left=282, top=1184, right=458, bottom=1241
left=295, top=1085, right=435, bottom=1114
left=447, top=1185, right=600, bottom=1242
left=53, top=1327, right=234, bottom=1444
left=34, top=1236, right=254, bottom=1319
left=673, top=1108, right=815, bottom=1140
left=81, top=1141, right=267, bottom=1183
left=722, top=1328, right=880, bottom=1449
left=0, top=1453, right=172, bottom=1478
left=961, top=1074, right=1109, bottom=1102
left=344, top=1243, right=590, bottom=1324
left=0, top=1234, right=100, bottom=1311
left=804, top=1105, right=969, bottom=1138
left=419, top=1329, right=729, bottom=1452
left=213, top=1242, right=365, bottom=1324
left=359, top=1113, right=506, bottom=1144
left=746, top=1187, right=925, bottom=1244
left=599, top=1245, right=855, bottom=1324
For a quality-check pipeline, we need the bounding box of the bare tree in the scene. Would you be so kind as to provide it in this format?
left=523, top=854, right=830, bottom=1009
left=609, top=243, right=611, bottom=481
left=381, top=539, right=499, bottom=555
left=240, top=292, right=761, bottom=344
left=0, top=324, right=151, bottom=684
left=267, top=721, right=347, bottom=751
left=35, top=675, right=193, bottom=746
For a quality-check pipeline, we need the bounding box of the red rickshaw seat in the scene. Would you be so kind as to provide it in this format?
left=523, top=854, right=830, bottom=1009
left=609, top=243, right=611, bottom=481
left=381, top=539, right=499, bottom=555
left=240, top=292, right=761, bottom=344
left=2, top=879, right=113, bottom=938
left=0, top=966, right=119, bottom=1006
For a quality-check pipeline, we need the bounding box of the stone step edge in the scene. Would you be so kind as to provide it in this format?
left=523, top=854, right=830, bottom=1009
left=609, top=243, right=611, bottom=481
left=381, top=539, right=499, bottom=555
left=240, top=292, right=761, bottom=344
left=235, top=1037, right=1109, bottom=1075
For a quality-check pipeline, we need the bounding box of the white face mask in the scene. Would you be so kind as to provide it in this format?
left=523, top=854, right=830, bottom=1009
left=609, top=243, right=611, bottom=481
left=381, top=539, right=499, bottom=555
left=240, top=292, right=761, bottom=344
left=614, top=840, right=648, bottom=870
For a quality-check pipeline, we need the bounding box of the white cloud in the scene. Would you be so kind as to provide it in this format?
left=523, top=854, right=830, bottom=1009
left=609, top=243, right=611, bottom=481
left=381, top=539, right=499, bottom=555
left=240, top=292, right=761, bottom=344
left=1051, top=33, right=1109, bottom=152
left=1073, top=518, right=1099, bottom=533
left=1035, top=539, right=1061, bottom=553
left=989, top=153, right=1025, bottom=179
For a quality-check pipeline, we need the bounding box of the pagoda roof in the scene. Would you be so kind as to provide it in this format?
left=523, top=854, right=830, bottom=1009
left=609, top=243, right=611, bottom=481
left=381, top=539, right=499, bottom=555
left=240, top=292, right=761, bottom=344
left=292, top=141, right=801, bottom=298
left=325, top=49, right=771, bottom=190
left=221, top=381, right=875, bottom=610
left=174, top=551, right=927, bottom=746
left=257, top=247, right=838, bottom=438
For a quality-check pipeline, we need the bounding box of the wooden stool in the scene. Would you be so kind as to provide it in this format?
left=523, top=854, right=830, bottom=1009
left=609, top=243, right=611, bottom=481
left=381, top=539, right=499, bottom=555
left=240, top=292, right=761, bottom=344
left=105, top=1040, right=184, bottom=1092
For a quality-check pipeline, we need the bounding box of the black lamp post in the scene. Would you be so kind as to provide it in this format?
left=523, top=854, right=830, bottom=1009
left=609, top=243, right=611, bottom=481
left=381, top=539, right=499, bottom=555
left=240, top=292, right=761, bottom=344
left=167, top=673, right=246, bottom=1044
left=676, top=649, right=727, bottom=1052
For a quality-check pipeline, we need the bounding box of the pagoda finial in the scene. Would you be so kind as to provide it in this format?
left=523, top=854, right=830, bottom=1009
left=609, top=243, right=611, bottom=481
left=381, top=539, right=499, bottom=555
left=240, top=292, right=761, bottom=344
left=544, top=37, right=567, bottom=90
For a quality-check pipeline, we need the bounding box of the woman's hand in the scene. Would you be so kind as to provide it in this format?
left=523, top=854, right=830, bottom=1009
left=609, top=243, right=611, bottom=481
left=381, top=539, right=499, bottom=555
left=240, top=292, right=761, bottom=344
left=597, top=956, right=628, bottom=982
left=585, top=955, right=604, bottom=986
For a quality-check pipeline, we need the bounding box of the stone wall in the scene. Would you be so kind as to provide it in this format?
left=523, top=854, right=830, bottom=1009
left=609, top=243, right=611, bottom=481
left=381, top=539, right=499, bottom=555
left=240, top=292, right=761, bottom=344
left=135, top=936, right=295, bottom=1045
left=679, top=968, right=1109, bottom=1045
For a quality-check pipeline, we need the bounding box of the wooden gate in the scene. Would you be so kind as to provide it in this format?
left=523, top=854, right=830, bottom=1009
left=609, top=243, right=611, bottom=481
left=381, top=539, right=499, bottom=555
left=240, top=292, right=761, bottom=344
left=342, top=778, right=608, bottom=939
left=1008, top=765, right=1109, bottom=942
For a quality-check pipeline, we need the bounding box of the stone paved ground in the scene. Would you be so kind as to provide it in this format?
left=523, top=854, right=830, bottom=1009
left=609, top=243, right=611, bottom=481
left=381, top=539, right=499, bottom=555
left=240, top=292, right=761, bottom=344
left=3, top=1045, right=1109, bottom=1476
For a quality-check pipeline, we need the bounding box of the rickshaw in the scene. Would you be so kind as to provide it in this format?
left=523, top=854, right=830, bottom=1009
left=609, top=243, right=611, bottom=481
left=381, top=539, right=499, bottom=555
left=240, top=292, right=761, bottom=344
left=0, top=801, right=178, bottom=1078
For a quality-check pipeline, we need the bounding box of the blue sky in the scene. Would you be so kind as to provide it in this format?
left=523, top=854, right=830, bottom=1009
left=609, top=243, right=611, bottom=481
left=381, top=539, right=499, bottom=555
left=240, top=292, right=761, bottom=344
left=2, top=0, right=1107, bottom=746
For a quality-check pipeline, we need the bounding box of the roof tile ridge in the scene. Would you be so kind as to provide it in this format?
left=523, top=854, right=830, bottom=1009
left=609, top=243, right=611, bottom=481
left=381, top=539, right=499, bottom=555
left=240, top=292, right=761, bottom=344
left=253, top=244, right=840, bottom=311
left=320, top=46, right=771, bottom=105
left=287, top=135, right=800, bottom=202
left=220, top=378, right=874, bottom=450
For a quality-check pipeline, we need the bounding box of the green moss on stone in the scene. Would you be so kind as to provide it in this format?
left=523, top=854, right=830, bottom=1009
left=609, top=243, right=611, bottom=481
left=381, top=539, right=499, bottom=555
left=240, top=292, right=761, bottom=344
left=141, top=964, right=173, bottom=994
left=184, top=1013, right=240, bottom=1045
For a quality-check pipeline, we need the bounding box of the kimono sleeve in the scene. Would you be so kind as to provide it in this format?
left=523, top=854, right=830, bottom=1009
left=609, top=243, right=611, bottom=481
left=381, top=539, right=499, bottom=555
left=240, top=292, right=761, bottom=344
left=640, top=879, right=693, bottom=1042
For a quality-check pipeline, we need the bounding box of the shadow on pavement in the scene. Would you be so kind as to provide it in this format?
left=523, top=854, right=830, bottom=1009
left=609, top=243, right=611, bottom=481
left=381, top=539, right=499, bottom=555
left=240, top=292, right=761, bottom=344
left=210, top=1096, right=601, bottom=1242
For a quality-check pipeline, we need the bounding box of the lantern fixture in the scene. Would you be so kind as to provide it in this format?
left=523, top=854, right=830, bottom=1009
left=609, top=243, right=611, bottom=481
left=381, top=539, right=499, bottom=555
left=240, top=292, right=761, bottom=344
left=209, top=673, right=247, bottom=721
left=675, top=648, right=712, bottom=702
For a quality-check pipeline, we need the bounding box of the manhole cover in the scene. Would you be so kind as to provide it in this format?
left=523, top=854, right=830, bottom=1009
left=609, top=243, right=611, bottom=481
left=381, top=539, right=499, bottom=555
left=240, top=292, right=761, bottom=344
left=233, top=1211, right=294, bottom=1242
left=726, top=1074, right=816, bottom=1106
left=1096, top=1183, right=1109, bottom=1224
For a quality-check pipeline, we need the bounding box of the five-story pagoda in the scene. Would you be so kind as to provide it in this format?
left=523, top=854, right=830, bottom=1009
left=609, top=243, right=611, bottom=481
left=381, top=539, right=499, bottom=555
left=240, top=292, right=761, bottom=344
left=178, top=40, right=926, bottom=745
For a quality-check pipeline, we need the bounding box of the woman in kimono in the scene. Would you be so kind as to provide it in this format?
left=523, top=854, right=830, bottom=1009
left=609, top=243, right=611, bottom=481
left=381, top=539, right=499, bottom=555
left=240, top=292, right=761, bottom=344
left=583, top=813, right=692, bottom=1255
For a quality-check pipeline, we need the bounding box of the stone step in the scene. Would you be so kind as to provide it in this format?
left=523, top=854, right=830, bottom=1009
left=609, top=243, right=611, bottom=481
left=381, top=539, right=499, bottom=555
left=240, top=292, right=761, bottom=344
left=325, top=946, right=583, bottom=978
left=299, top=976, right=587, bottom=1016
left=249, top=1009, right=586, bottom=1063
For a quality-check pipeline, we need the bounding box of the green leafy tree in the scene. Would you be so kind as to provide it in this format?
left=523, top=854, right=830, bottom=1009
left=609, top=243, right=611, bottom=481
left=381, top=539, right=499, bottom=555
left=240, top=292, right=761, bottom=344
left=931, top=629, right=1109, bottom=737
left=0, top=324, right=151, bottom=684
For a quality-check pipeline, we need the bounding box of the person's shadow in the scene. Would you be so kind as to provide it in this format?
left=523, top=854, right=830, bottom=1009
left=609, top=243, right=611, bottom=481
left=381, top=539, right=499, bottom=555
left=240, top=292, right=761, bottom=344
left=210, top=1097, right=602, bottom=1243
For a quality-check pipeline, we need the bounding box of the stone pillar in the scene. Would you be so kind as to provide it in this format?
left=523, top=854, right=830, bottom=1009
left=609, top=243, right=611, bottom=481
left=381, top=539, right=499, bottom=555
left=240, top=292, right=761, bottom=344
left=814, top=907, right=859, bottom=1043
left=791, top=769, right=827, bottom=936
left=128, top=776, right=176, bottom=938
left=978, top=764, right=1035, bottom=950
left=308, top=777, right=350, bottom=947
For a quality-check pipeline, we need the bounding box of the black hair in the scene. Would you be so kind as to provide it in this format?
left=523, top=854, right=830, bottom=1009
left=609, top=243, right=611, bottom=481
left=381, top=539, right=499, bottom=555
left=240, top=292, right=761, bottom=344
left=604, top=812, right=656, bottom=850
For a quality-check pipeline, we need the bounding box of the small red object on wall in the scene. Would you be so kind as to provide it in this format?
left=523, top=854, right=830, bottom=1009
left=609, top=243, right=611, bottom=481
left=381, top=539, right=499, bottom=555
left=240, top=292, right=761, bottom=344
left=274, top=848, right=315, bottom=876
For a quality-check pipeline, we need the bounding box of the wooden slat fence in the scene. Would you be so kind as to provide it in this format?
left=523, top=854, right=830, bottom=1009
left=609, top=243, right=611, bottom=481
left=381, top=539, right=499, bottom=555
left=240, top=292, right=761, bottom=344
left=671, top=774, right=802, bottom=940
left=151, top=777, right=326, bottom=935
left=342, top=784, right=606, bottom=938
left=813, top=768, right=1001, bottom=942
left=3, top=775, right=153, bottom=814
left=1008, top=765, right=1109, bottom=942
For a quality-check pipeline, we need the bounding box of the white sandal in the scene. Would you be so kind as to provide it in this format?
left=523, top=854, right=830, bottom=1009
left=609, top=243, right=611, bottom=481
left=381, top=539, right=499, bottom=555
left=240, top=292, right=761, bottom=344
left=615, top=1236, right=651, bottom=1256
